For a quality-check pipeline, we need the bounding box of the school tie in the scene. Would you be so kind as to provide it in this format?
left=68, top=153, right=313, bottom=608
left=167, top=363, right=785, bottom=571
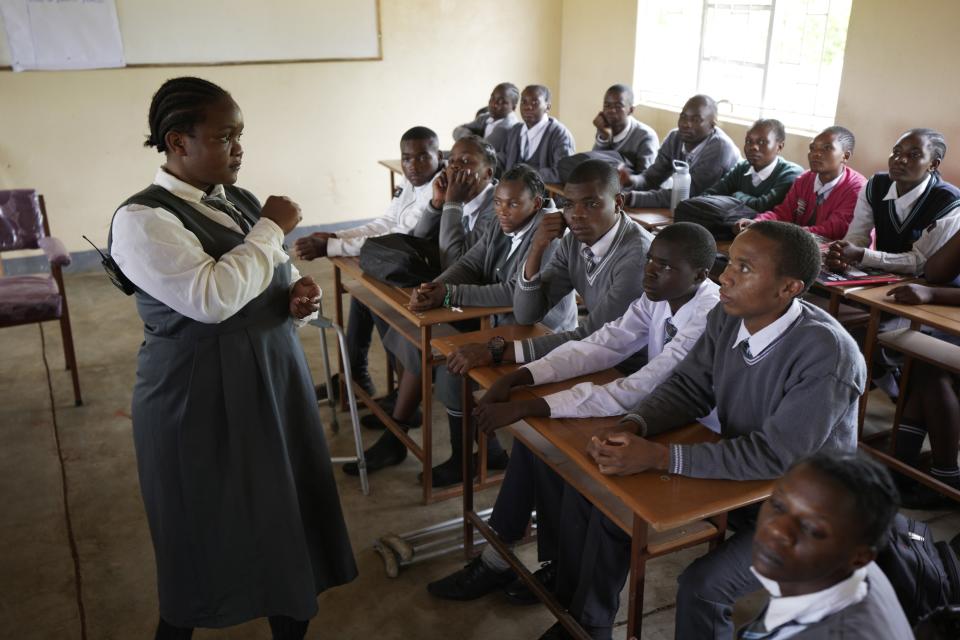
left=202, top=194, right=251, bottom=233
left=462, top=215, right=472, bottom=235
left=663, top=317, right=678, bottom=346
left=581, top=246, right=600, bottom=275
left=521, top=131, right=530, bottom=161
left=739, top=340, right=754, bottom=360
left=740, top=614, right=809, bottom=639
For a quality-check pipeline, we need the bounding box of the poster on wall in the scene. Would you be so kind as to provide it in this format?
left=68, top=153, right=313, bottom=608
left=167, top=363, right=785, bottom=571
left=0, top=0, right=125, bottom=71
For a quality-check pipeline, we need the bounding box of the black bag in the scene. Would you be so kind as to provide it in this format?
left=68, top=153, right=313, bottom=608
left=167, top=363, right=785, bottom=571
left=557, top=150, right=624, bottom=183
left=875, top=513, right=960, bottom=625
left=359, top=233, right=442, bottom=287
left=674, top=195, right=757, bottom=240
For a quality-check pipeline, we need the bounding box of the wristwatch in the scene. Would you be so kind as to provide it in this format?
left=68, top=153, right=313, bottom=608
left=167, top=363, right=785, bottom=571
left=487, top=336, right=506, bottom=365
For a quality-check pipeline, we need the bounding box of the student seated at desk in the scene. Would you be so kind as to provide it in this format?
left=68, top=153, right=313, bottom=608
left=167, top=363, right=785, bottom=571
left=539, top=221, right=865, bottom=640
left=694, top=118, right=803, bottom=212
left=736, top=126, right=866, bottom=240
left=426, top=223, right=716, bottom=603
left=294, top=126, right=442, bottom=399
left=620, top=94, right=740, bottom=208
left=345, top=164, right=576, bottom=478
left=886, top=233, right=960, bottom=508
left=826, top=128, right=960, bottom=275
left=591, top=84, right=659, bottom=175
left=452, top=82, right=520, bottom=153
left=501, top=84, right=576, bottom=184
left=739, top=451, right=912, bottom=640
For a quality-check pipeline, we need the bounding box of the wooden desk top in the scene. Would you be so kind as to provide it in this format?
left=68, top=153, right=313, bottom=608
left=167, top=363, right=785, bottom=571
left=330, top=256, right=512, bottom=327
left=431, top=324, right=551, bottom=358
left=625, top=208, right=673, bottom=231
left=378, top=159, right=403, bottom=175
left=846, top=282, right=960, bottom=336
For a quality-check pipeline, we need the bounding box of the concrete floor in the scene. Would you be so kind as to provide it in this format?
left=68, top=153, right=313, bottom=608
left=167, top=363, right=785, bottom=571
left=2, top=259, right=958, bottom=639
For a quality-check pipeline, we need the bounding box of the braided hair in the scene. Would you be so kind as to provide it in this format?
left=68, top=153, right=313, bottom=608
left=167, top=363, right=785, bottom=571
left=144, top=77, right=231, bottom=153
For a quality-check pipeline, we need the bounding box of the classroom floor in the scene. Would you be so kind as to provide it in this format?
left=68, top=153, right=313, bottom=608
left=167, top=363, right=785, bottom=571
left=2, top=259, right=959, bottom=640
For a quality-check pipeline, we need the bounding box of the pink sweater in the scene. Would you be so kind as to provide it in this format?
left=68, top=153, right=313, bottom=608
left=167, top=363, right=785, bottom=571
left=753, top=168, right=867, bottom=240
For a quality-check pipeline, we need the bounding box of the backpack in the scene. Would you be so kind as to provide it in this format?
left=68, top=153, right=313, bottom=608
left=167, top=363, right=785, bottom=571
left=673, top=194, right=757, bottom=240
left=875, top=513, right=960, bottom=626
left=358, top=233, right=442, bottom=287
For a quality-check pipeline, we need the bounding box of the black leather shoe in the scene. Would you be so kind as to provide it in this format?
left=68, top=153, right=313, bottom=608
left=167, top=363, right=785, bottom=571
left=418, top=449, right=510, bottom=488
left=343, top=431, right=407, bottom=476
left=504, top=561, right=556, bottom=605
left=360, top=404, right=422, bottom=430
left=426, top=557, right=515, bottom=601
left=316, top=372, right=377, bottom=402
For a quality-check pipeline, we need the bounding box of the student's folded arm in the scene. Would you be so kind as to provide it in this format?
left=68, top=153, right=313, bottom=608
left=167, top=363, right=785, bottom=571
left=671, top=371, right=862, bottom=480
left=112, top=206, right=287, bottom=324
left=436, top=202, right=471, bottom=269
left=410, top=200, right=442, bottom=239
left=438, top=237, right=487, bottom=290
left=923, top=228, right=960, bottom=284
left=634, top=130, right=660, bottom=173
left=841, top=185, right=875, bottom=247
left=633, top=147, right=674, bottom=193
left=625, top=187, right=671, bottom=209
left=861, top=208, right=960, bottom=274
left=512, top=240, right=572, bottom=325
left=538, top=129, right=576, bottom=184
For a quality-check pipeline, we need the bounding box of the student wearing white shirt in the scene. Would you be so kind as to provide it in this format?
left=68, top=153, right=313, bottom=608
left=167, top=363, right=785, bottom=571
left=739, top=451, right=911, bottom=640
left=501, top=85, right=576, bottom=183
left=110, top=77, right=355, bottom=640
left=294, top=127, right=442, bottom=399
left=452, top=82, right=521, bottom=153
left=827, top=128, right=960, bottom=275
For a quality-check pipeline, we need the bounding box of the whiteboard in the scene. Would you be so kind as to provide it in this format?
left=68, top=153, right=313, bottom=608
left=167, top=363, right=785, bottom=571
left=0, top=0, right=381, bottom=68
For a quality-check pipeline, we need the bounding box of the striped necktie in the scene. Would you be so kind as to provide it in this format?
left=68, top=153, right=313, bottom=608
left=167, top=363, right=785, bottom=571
left=664, top=317, right=678, bottom=346
left=202, top=194, right=251, bottom=233
left=581, top=246, right=600, bottom=275
left=521, top=130, right=530, bottom=161
left=740, top=340, right=754, bottom=359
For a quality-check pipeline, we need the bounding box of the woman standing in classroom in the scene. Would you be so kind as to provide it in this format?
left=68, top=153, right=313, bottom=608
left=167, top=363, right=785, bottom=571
left=109, top=77, right=357, bottom=639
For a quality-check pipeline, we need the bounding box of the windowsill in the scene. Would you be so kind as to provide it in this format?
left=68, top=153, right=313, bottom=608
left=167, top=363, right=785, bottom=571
left=636, top=100, right=826, bottom=138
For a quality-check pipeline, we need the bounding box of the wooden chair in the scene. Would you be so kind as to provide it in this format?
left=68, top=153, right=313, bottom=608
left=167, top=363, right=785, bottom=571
left=0, top=190, right=82, bottom=405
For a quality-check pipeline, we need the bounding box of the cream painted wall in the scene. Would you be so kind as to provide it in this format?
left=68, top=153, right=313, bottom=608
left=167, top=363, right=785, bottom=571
left=0, top=0, right=562, bottom=253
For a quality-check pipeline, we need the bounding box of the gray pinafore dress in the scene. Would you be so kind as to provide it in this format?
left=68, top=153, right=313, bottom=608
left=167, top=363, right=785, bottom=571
left=110, top=184, right=357, bottom=628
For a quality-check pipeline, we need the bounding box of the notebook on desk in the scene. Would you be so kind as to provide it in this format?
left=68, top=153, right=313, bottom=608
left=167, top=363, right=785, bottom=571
left=816, top=266, right=907, bottom=287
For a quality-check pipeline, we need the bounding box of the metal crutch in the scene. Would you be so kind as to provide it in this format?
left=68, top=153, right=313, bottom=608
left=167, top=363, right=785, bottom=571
left=310, top=306, right=369, bottom=495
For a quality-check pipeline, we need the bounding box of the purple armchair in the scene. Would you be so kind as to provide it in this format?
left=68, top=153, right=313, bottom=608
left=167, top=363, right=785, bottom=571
left=0, top=190, right=82, bottom=405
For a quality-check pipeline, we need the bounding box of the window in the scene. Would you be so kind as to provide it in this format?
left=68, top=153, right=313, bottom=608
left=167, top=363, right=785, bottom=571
left=634, top=0, right=853, bottom=133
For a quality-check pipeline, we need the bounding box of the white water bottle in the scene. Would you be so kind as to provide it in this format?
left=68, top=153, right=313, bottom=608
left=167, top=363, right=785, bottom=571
left=669, top=160, right=691, bottom=213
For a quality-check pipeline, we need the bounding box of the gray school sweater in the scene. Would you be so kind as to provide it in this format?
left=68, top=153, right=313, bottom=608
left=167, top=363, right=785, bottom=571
left=412, top=184, right=496, bottom=269
left=513, top=213, right=653, bottom=364
left=593, top=116, right=660, bottom=173
left=501, top=117, right=576, bottom=183
left=625, top=300, right=865, bottom=479
left=437, top=209, right=577, bottom=331
left=626, top=127, right=741, bottom=208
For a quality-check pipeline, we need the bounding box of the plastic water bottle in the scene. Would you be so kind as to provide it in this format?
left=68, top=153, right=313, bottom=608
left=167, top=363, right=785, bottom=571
left=670, top=160, right=691, bottom=213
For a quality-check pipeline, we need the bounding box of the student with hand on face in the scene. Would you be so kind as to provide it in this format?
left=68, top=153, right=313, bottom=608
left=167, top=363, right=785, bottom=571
left=538, top=221, right=865, bottom=640
left=294, top=127, right=442, bottom=400
left=110, top=77, right=356, bottom=640
left=739, top=451, right=912, bottom=640
left=737, top=126, right=866, bottom=240
left=501, top=84, right=576, bottom=184
left=621, top=94, right=740, bottom=208
left=453, top=82, right=521, bottom=153
left=592, top=84, right=659, bottom=175
left=827, top=128, right=960, bottom=275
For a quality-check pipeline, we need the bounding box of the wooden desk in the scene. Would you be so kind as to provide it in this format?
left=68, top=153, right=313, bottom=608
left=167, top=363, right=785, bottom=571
left=329, top=256, right=511, bottom=503
left=846, top=282, right=960, bottom=501
left=378, top=159, right=404, bottom=197
left=431, top=327, right=773, bottom=639
left=625, top=207, right=673, bottom=232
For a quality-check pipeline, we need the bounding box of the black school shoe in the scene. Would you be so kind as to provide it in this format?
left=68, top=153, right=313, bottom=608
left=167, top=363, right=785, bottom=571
left=900, top=482, right=960, bottom=510
left=503, top=561, right=556, bottom=605
left=360, top=404, right=423, bottom=431
left=418, top=449, right=510, bottom=488
left=427, top=556, right=515, bottom=601
left=315, top=371, right=377, bottom=402
left=343, top=430, right=408, bottom=476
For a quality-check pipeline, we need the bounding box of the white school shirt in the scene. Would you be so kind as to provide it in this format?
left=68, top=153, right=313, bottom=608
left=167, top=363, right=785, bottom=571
left=484, top=117, right=505, bottom=138
left=514, top=216, right=624, bottom=362
left=745, top=157, right=781, bottom=187
left=521, top=116, right=550, bottom=161
left=523, top=279, right=721, bottom=417
left=732, top=298, right=802, bottom=361
left=749, top=565, right=869, bottom=639
left=505, top=214, right=537, bottom=261
left=844, top=175, right=960, bottom=274
left=112, top=168, right=314, bottom=325
left=461, top=182, right=495, bottom=232
left=813, top=167, right=845, bottom=201
left=326, top=177, right=434, bottom=257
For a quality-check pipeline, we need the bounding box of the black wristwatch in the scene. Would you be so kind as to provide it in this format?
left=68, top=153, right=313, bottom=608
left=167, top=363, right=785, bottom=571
left=488, top=336, right=506, bottom=365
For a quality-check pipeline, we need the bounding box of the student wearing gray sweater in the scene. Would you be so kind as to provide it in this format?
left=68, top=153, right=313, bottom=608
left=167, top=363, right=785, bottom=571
left=500, top=85, right=576, bottom=184
left=538, top=221, right=867, bottom=640
left=738, top=451, right=912, bottom=640
left=452, top=82, right=521, bottom=154
left=622, top=94, right=741, bottom=209
left=592, top=84, right=659, bottom=174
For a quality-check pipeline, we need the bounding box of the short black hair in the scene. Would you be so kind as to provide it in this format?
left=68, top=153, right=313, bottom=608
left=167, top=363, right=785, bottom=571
left=454, top=134, right=497, bottom=172
left=606, top=83, right=634, bottom=106
left=687, top=94, right=718, bottom=119
left=752, top=118, right=786, bottom=144
left=821, top=125, right=856, bottom=154
left=501, top=163, right=544, bottom=199
left=400, top=126, right=439, bottom=147
left=566, top=159, right=619, bottom=196
left=796, top=450, right=899, bottom=550
left=145, top=77, right=231, bottom=152
left=746, top=220, right=822, bottom=293
left=654, top=222, right=717, bottom=271
left=524, top=84, right=551, bottom=103
left=906, top=128, right=948, bottom=165
left=495, top=82, right=520, bottom=107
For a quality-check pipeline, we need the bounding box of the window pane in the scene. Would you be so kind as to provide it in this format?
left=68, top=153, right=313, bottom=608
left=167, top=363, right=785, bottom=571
left=702, top=5, right=772, bottom=65
left=699, top=59, right=764, bottom=119
left=634, top=0, right=702, bottom=108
